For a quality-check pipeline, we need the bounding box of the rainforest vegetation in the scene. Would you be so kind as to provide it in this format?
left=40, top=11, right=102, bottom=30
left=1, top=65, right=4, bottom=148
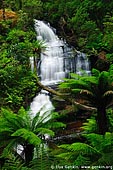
left=0, top=0, right=113, bottom=169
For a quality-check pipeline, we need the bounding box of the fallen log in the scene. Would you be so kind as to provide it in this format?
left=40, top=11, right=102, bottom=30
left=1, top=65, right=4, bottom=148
left=36, top=77, right=97, bottom=111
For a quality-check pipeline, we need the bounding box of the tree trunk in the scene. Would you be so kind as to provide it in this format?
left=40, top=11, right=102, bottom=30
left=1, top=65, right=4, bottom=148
left=24, top=144, right=34, bottom=165
left=97, top=107, right=108, bottom=135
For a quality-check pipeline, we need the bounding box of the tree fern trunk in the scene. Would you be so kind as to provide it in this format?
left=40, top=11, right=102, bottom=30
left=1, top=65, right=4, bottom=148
left=97, top=107, right=108, bottom=135
left=24, top=144, right=34, bottom=165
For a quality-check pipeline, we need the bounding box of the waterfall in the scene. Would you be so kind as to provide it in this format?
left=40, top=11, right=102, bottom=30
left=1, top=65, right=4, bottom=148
left=35, top=20, right=66, bottom=85
left=76, top=52, right=91, bottom=75
left=30, top=20, right=91, bottom=117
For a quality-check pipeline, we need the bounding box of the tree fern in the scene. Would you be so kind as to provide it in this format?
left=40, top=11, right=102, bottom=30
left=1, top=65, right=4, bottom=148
left=85, top=132, right=113, bottom=151
left=58, top=67, right=113, bottom=134
left=0, top=106, right=66, bottom=165
left=84, top=132, right=113, bottom=165
left=56, top=143, right=101, bottom=166
left=55, top=131, right=113, bottom=165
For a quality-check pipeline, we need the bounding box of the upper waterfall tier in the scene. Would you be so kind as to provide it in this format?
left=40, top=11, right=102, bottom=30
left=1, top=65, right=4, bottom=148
left=34, top=20, right=91, bottom=85
left=35, top=20, right=58, bottom=42
left=35, top=20, right=66, bottom=85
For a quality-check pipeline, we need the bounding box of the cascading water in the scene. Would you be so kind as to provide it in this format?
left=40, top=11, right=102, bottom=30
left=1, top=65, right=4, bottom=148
left=35, top=20, right=66, bottom=85
left=30, top=20, right=91, bottom=117
left=75, top=51, right=91, bottom=75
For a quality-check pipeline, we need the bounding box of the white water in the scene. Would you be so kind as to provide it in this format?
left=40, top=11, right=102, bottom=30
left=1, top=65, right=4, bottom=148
left=30, top=90, right=54, bottom=119
left=76, top=51, right=91, bottom=75
left=35, top=20, right=66, bottom=85
left=30, top=20, right=65, bottom=118
left=30, top=20, right=90, bottom=118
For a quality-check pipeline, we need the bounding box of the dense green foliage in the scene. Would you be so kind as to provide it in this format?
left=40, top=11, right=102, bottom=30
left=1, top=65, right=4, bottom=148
left=59, top=67, right=113, bottom=134
left=42, top=0, right=113, bottom=53
left=0, top=28, right=40, bottom=111
left=1, top=0, right=113, bottom=54
left=0, top=107, right=65, bottom=166
left=55, top=132, right=113, bottom=166
left=1, top=0, right=113, bottom=169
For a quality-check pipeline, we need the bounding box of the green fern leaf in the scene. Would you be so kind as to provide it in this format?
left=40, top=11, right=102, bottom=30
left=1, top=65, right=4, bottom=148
left=82, top=118, right=97, bottom=133
left=85, top=133, right=104, bottom=150
left=11, top=128, right=41, bottom=146
left=92, top=68, right=100, bottom=77
left=59, top=143, right=100, bottom=156
left=35, top=128, right=55, bottom=137
left=74, top=154, right=91, bottom=166
left=1, top=108, right=23, bottom=129
left=56, top=152, right=73, bottom=161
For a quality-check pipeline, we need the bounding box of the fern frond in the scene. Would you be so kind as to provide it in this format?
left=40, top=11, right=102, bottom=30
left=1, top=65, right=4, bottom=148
left=97, top=152, right=113, bottom=165
left=0, top=124, right=13, bottom=133
left=56, top=152, right=72, bottom=161
left=74, top=154, right=91, bottom=166
left=11, top=128, right=41, bottom=146
left=82, top=118, right=97, bottom=133
left=35, top=128, right=55, bottom=137
left=56, top=143, right=101, bottom=166
left=1, top=108, right=22, bottom=129
left=80, top=76, right=98, bottom=84
left=1, top=139, right=18, bottom=158
left=80, top=89, right=93, bottom=96
left=32, top=108, right=52, bottom=129
left=50, top=112, right=63, bottom=119
left=85, top=133, right=104, bottom=150
left=30, top=144, right=53, bottom=170
left=46, top=122, right=66, bottom=129
left=71, top=89, right=82, bottom=94
left=59, top=143, right=100, bottom=156
left=103, top=90, right=113, bottom=97
left=59, top=82, right=71, bottom=89
left=70, top=73, right=81, bottom=79
left=99, top=71, right=109, bottom=92
left=92, top=68, right=100, bottom=77
left=2, top=153, right=28, bottom=170
left=18, top=107, right=32, bottom=128
left=18, top=107, right=28, bottom=117
left=31, top=111, right=40, bottom=130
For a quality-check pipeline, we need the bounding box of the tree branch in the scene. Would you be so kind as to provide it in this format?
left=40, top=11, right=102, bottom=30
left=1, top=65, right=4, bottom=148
left=74, top=101, right=97, bottom=111
left=36, top=79, right=62, bottom=96
left=36, top=78, right=97, bottom=111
